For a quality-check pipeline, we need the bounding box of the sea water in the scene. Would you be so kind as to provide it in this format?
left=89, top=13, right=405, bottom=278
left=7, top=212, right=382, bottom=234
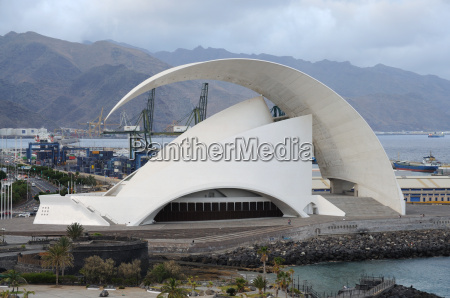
left=240, top=257, right=450, bottom=297
left=379, top=134, right=450, bottom=163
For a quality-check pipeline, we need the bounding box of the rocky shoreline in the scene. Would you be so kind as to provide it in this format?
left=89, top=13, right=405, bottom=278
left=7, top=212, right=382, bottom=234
left=181, top=229, right=449, bottom=267
left=378, top=285, right=443, bottom=298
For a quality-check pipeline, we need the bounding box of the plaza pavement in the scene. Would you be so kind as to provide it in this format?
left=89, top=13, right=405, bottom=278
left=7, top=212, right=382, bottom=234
left=0, top=204, right=449, bottom=241
left=1, top=285, right=164, bottom=297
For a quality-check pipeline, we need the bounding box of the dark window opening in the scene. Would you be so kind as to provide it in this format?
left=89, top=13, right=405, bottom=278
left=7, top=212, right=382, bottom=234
left=154, top=200, right=284, bottom=222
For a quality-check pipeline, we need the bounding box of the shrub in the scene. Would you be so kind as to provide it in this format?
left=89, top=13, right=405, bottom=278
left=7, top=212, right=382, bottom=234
left=22, top=272, right=56, bottom=284
left=226, top=287, right=236, bottom=296
left=144, top=260, right=184, bottom=284
left=111, top=277, right=124, bottom=285
left=80, top=256, right=115, bottom=284
left=60, top=275, right=78, bottom=284
left=118, top=259, right=141, bottom=285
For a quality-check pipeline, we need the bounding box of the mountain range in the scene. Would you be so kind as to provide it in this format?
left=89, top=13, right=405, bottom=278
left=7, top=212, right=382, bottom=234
left=1, top=31, right=450, bottom=132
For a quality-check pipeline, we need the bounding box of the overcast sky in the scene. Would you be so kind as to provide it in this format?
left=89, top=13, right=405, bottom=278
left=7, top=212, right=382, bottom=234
left=1, top=0, right=450, bottom=80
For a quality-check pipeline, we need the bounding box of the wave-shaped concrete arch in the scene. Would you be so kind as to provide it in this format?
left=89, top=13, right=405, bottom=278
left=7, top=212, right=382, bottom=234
left=107, top=58, right=404, bottom=214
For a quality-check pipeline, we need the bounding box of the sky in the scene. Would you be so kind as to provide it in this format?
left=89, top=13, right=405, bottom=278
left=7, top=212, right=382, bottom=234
left=1, top=0, right=450, bottom=80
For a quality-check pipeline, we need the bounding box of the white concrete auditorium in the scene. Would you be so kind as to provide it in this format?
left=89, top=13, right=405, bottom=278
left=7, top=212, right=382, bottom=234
left=34, top=59, right=404, bottom=226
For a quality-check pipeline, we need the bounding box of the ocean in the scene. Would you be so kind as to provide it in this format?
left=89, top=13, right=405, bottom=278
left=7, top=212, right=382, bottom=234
left=379, top=134, right=450, bottom=164
left=240, top=256, right=450, bottom=297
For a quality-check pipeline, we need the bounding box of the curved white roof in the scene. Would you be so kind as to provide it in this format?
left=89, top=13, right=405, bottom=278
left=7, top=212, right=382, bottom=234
left=107, top=59, right=404, bottom=214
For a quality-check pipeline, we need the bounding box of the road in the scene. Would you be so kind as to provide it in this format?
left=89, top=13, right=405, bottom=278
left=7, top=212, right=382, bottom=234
left=13, top=176, right=62, bottom=215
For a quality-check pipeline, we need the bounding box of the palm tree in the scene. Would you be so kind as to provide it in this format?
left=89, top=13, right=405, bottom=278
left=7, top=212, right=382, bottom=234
left=257, top=246, right=270, bottom=279
left=252, top=275, right=267, bottom=295
left=1, top=269, right=27, bottom=294
left=58, top=236, right=72, bottom=277
left=22, top=288, right=36, bottom=297
left=273, top=257, right=285, bottom=275
left=160, top=278, right=187, bottom=298
left=288, top=268, right=295, bottom=297
left=272, top=282, right=280, bottom=298
left=235, top=277, right=246, bottom=293
left=42, top=243, right=74, bottom=286
left=276, top=271, right=291, bottom=298
left=66, top=222, right=84, bottom=240
left=187, top=275, right=199, bottom=294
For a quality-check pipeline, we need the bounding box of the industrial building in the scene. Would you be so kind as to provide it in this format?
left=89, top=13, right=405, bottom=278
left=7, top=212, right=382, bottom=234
left=0, top=128, right=45, bottom=137
left=313, top=176, right=450, bottom=204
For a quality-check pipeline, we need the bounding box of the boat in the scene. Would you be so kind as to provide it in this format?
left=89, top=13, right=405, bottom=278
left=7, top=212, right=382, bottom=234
left=392, top=161, right=438, bottom=173
left=392, top=153, right=440, bottom=173
left=428, top=132, right=444, bottom=138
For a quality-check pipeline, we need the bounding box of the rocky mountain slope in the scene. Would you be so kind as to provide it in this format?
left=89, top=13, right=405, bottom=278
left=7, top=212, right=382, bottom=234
left=153, top=46, right=450, bottom=131
left=1, top=31, right=450, bottom=131
left=0, top=32, right=220, bottom=131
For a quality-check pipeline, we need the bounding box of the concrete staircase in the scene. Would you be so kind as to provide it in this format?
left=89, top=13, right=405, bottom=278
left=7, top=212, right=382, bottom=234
left=146, top=224, right=293, bottom=253
left=321, top=194, right=399, bottom=217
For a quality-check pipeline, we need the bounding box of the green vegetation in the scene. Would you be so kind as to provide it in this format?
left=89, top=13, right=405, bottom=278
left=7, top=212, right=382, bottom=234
left=11, top=180, right=29, bottom=204
left=118, top=259, right=142, bottom=286
left=160, top=278, right=187, bottom=298
left=273, top=257, right=285, bottom=275
left=235, top=277, right=247, bottom=293
left=21, top=272, right=56, bottom=284
left=22, top=288, right=36, bottom=298
left=144, top=260, right=185, bottom=284
left=252, top=275, right=267, bottom=295
left=66, top=222, right=84, bottom=240
left=0, top=269, right=27, bottom=293
left=79, top=255, right=143, bottom=286
left=275, top=270, right=292, bottom=298
left=226, top=287, right=237, bottom=296
left=80, top=255, right=115, bottom=285
left=257, top=246, right=270, bottom=281
left=28, top=166, right=97, bottom=192
left=41, top=238, right=74, bottom=286
left=57, top=236, right=72, bottom=277
left=187, top=275, right=199, bottom=293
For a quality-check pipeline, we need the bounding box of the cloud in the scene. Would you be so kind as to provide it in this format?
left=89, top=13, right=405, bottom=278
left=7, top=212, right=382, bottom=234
left=1, top=0, right=450, bottom=79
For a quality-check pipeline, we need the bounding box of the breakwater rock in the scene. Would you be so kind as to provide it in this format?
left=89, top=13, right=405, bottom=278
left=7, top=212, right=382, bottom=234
left=378, top=284, right=443, bottom=298
left=181, top=229, right=449, bottom=267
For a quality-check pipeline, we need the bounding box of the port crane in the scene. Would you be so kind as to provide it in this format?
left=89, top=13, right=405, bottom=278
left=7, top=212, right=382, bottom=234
left=103, top=83, right=209, bottom=168
left=79, top=107, right=119, bottom=138
left=270, top=105, right=288, bottom=121
left=165, top=83, right=209, bottom=132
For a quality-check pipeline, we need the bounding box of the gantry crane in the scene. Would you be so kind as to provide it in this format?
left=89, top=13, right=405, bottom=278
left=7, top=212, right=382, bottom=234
left=79, top=107, right=119, bottom=138
left=165, top=83, right=209, bottom=132
left=103, top=84, right=209, bottom=168
left=270, top=105, right=288, bottom=122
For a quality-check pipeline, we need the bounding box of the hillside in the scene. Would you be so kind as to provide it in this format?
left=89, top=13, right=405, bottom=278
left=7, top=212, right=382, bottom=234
left=0, top=32, right=224, bottom=131
left=153, top=46, right=450, bottom=131
left=1, top=31, right=450, bottom=131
